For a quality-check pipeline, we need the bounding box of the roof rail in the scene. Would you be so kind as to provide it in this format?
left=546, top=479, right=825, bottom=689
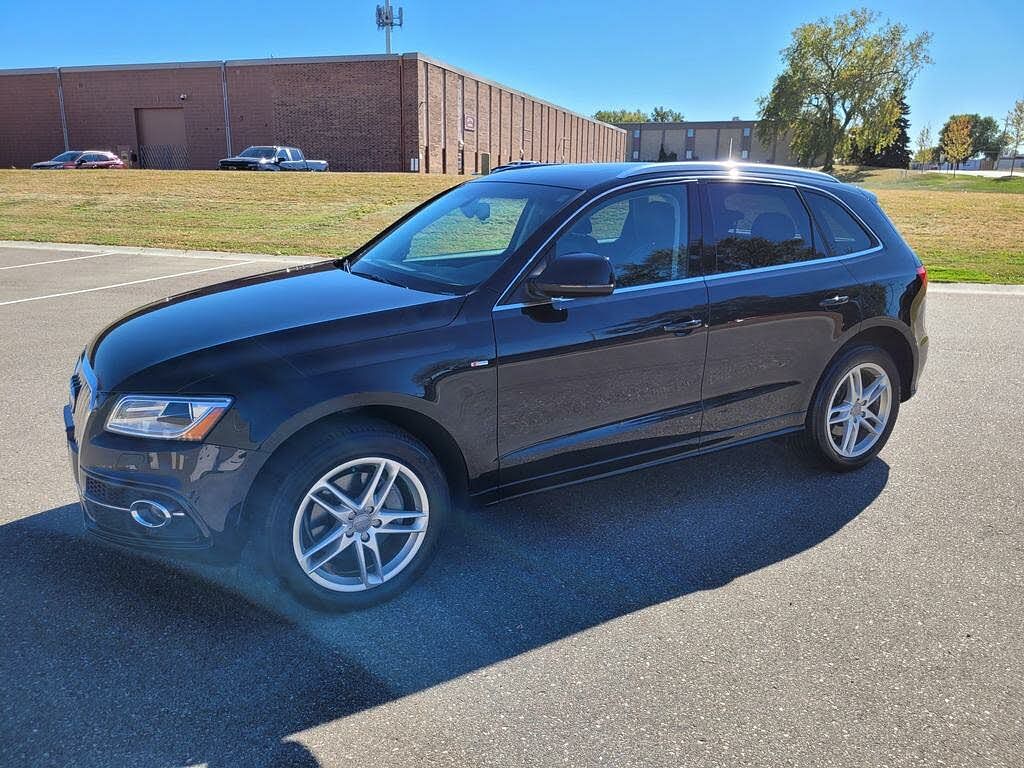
left=619, top=161, right=841, bottom=184
left=488, top=161, right=558, bottom=174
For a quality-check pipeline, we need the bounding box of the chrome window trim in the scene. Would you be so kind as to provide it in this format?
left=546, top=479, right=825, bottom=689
left=494, top=274, right=705, bottom=312
left=492, top=172, right=884, bottom=310
left=702, top=244, right=883, bottom=282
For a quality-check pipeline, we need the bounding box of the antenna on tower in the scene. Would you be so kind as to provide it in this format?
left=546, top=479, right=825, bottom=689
left=376, top=0, right=404, bottom=54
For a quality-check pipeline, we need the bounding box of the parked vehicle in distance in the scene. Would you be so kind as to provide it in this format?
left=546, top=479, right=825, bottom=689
left=218, top=146, right=328, bottom=171
left=65, top=161, right=928, bottom=611
left=32, top=150, right=124, bottom=169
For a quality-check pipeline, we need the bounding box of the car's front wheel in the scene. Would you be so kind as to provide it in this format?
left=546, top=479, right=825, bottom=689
left=263, top=419, right=449, bottom=611
left=793, top=345, right=901, bottom=471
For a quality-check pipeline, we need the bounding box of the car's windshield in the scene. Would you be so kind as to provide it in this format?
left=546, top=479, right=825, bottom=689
left=348, top=181, right=577, bottom=295
left=52, top=151, right=82, bottom=162
left=239, top=147, right=276, bottom=158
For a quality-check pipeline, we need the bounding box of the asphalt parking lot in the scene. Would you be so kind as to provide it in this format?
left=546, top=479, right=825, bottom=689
left=1, top=241, right=1021, bottom=767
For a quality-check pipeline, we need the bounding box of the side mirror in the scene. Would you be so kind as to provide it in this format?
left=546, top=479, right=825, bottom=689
left=275, top=155, right=287, bottom=163
left=527, top=253, right=615, bottom=299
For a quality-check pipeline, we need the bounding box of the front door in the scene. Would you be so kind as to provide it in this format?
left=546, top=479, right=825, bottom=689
left=493, top=181, right=708, bottom=497
left=699, top=179, right=863, bottom=447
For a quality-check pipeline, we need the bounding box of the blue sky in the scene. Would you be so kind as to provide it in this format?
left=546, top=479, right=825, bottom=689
left=2, top=0, right=1021, bottom=139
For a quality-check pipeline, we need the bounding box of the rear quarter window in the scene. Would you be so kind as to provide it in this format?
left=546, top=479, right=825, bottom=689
left=804, top=192, right=876, bottom=256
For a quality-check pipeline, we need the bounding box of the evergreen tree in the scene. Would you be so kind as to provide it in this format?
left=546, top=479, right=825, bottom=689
left=849, top=94, right=912, bottom=168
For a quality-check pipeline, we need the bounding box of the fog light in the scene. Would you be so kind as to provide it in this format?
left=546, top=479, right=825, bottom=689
left=129, top=499, right=173, bottom=529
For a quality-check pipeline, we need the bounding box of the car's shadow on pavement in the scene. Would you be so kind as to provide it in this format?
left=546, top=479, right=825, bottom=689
left=0, top=441, right=889, bottom=768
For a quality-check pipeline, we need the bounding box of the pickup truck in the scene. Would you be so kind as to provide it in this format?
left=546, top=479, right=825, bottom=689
left=218, top=146, right=328, bottom=172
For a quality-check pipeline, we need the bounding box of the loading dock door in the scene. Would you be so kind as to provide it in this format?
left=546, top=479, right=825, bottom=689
left=135, top=108, right=187, bottom=169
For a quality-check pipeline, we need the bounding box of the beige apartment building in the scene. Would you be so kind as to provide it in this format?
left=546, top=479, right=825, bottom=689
left=618, top=119, right=795, bottom=165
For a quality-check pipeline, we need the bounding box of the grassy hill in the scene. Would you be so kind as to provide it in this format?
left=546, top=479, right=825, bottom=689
left=1, top=167, right=1021, bottom=283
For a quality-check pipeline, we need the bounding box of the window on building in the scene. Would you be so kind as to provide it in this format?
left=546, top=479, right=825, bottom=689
left=707, top=182, right=817, bottom=273
left=804, top=192, right=876, bottom=256
left=686, top=128, right=695, bottom=138
left=632, top=150, right=640, bottom=161
left=633, top=129, right=641, bottom=138
left=685, top=149, right=694, bottom=160
left=553, top=184, right=689, bottom=287
left=743, top=127, right=751, bottom=137
left=740, top=149, right=749, bottom=159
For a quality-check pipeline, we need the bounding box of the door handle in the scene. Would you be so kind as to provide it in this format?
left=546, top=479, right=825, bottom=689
left=663, top=317, right=704, bottom=334
left=819, top=294, right=850, bottom=307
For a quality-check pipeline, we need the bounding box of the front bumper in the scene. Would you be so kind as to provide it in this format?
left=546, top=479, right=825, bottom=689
left=65, top=356, right=264, bottom=561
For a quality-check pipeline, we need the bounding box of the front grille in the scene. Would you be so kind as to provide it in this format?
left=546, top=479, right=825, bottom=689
left=70, top=372, right=82, bottom=405
left=74, top=379, right=91, bottom=426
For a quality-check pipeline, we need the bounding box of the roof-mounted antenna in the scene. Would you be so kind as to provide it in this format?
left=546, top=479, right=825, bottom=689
left=376, top=0, right=404, bottom=54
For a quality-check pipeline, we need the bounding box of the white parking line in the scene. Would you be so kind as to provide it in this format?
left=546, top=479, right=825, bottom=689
left=0, top=261, right=255, bottom=307
left=0, top=250, right=120, bottom=271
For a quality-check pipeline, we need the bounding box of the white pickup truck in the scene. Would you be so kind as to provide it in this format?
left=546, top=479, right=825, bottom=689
left=218, top=146, right=329, bottom=172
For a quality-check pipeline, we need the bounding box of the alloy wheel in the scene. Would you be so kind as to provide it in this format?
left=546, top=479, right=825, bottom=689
left=292, top=457, right=429, bottom=592
left=826, top=362, right=892, bottom=459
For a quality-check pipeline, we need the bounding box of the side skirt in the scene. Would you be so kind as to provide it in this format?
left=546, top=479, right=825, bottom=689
left=480, top=425, right=803, bottom=506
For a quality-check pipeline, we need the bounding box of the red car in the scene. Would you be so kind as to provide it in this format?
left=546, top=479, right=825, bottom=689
left=31, top=150, right=125, bottom=169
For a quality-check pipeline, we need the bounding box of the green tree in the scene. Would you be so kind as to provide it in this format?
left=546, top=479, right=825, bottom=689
left=848, top=92, right=912, bottom=167
left=651, top=106, right=685, bottom=122
left=942, top=115, right=973, bottom=175
left=913, top=123, right=934, bottom=166
left=594, top=108, right=649, bottom=124
left=757, top=8, right=931, bottom=171
left=939, top=114, right=1006, bottom=163
left=1004, top=99, right=1024, bottom=177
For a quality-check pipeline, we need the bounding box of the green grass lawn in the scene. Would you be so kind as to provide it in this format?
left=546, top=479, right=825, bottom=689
left=0, top=166, right=1022, bottom=283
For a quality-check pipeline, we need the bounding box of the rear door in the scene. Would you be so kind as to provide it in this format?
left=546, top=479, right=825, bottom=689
left=700, top=179, right=863, bottom=447
left=493, top=180, right=708, bottom=496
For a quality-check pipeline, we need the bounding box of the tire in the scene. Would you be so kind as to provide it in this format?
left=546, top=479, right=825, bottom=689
left=261, top=418, right=449, bottom=611
left=791, top=345, right=901, bottom=471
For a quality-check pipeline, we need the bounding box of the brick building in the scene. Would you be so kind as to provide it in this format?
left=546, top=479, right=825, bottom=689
left=619, top=120, right=795, bottom=165
left=0, top=53, right=626, bottom=173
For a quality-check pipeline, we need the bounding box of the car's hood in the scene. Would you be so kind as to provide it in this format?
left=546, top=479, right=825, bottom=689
left=88, top=261, right=465, bottom=391
left=220, top=156, right=265, bottom=163
left=32, top=161, right=63, bottom=168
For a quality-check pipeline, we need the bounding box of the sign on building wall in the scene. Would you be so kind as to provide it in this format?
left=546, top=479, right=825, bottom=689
left=464, top=114, right=476, bottom=132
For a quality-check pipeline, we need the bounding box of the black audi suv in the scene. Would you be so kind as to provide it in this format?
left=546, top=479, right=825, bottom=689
left=65, top=162, right=928, bottom=610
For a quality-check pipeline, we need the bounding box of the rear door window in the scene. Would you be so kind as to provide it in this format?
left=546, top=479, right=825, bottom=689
left=707, top=182, right=816, bottom=273
left=803, top=192, right=875, bottom=256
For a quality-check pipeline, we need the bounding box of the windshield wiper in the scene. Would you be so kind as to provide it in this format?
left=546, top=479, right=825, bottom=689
left=351, top=269, right=407, bottom=289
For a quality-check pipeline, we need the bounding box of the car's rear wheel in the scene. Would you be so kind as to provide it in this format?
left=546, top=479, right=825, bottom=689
left=263, top=419, right=449, bottom=611
left=793, top=345, right=901, bottom=471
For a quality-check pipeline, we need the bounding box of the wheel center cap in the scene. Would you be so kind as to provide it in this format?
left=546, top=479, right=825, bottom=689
left=852, top=403, right=863, bottom=417
left=352, top=513, right=373, bottom=532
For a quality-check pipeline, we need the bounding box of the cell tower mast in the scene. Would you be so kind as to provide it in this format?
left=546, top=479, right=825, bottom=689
left=376, top=0, right=404, bottom=54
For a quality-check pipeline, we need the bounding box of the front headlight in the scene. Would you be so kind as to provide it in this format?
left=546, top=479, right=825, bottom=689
left=105, top=396, right=233, bottom=440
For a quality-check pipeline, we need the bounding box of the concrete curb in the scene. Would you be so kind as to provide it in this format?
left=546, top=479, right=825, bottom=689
left=928, top=283, right=1024, bottom=296
left=0, top=240, right=321, bottom=265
